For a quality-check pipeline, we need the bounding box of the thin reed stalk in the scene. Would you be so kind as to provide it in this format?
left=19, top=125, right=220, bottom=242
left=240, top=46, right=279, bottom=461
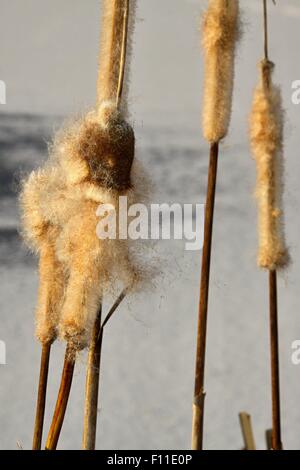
left=82, top=289, right=128, bottom=449
left=269, top=270, right=282, bottom=449
left=45, top=345, right=76, bottom=450
left=32, top=342, right=51, bottom=450
left=82, top=305, right=103, bottom=450
left=192, top=142, right=219, bottom=450
left=191, top=0, right=240, bottom=450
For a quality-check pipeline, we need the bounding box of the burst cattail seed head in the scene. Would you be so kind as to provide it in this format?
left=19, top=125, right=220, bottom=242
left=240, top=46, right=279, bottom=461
left=20, top=108, right=146, bottom=350
left=250, top=60, right=289, bottom=270
left=202, top=0, right=240, bottom=143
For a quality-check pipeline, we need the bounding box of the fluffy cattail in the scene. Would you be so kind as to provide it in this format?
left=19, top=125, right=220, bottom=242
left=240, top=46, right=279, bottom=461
left=20, top=169, right=65, bottom=345
left=97, top=0, right=137, bottom=115
left=250, top=60, right=289, bottom=270
left=20, top=103, right=148, bottom=351
left=202, top=0, right=240, bottom=143
left=35, top=240, right=65, bottom=344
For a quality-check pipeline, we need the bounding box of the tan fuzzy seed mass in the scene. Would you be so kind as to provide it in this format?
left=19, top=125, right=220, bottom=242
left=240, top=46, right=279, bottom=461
left=202, top=0, right=240, bottom=143
left=250, top=61, right=289, bottom=270
left=20, top=109, right=151, bottom=350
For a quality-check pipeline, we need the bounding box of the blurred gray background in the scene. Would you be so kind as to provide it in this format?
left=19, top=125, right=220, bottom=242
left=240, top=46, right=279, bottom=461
left=0, top=0, right=300, bottom=450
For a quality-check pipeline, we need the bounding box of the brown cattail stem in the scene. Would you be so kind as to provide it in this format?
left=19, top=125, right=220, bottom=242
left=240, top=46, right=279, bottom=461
left=45, top=345, right=76, bottom=450
left=82, top=289, right=127, bottom=450
left=269, top=270, right=282, bottom=450
left=32, top=342, right=51, bottom=450
left=192, top=142, right=219, bottom=450
left=102, top=289, right=128, bottom=329
left=263, top=0, right=269, bottom=60
left=82, top=305, right=103, bottom=450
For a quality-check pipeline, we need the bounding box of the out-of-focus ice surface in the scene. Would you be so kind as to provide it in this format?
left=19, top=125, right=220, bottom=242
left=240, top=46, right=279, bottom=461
left=0, top=0, right=300, bottom=450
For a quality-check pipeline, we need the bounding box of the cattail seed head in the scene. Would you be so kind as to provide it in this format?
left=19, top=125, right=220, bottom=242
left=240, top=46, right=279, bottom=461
left=250, top=60, right=289, bottom=270
left=202, top=0, right=240, bottom=143
left=20, top=108, right=148, bottom=350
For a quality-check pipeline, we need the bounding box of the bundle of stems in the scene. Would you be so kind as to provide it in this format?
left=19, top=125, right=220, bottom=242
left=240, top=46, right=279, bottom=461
left=249, top=0, right=289, bottom=451
left=191, top=0, right=240, bottom=450
left=45, top=291, right=128, bottom=450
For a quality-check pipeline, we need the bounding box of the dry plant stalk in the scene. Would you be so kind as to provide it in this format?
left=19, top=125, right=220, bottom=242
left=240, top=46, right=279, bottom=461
left=239, top=412, right=256, bottom=450
left=249, top=0, right=289, bottom=451
left=82, top=289, right=127, bottom=449
left=192, top=0, right=240, bottom=451
left=45, top=346, right=76, bottom=450
left=82, top=306, right=103, bottom=450
left=32, top=343, right=51, bottom=450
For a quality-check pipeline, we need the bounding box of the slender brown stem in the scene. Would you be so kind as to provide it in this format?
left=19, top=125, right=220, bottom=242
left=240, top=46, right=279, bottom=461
left=263, top=0, right=269, bottom=60
left=191, top=142, right=219, bottom=450
left=102, top=289, right=127, bottom=329
left=32, top=342, right=51, bottom=450
left=269, top=270, right=282, bottom=450
left=45, top=344, right=76, bottom=450
left=82, top=305, right=103, bottom=450
left=82, top=290, right=127, bottom=450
